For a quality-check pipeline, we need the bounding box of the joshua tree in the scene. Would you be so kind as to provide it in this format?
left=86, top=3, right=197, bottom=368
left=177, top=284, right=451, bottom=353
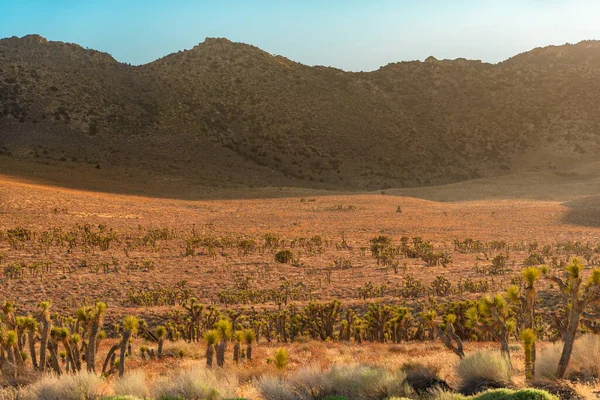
left=203, top=329, right=219, bottom=368
left=507, top=266, right=540, bottom=375
left=48, top=327, right=62, bottom=375
left=437, top=313, right=465, bottom=359
left=243, top=328, right=255, bottom=361
left=466, top=294, right=516, bottom=368
left=542, top=258, right=600, bottom=379
left=5, top=330, right=17, bottom=377
left=77, top=302, right=106, bottom=373
left=233, top=330, right=242, bottom=364
left=37, top=301, right=52, bottom=372
left=155, top=325, right=167, bottom=358
left=2, top=301, right=16, bottom=329
left=420, top=310, right=437, bottom=341
left=119, top=316, right=139, bottom=378
left=22, top=316, right=39, bottom=370
left=215, top=319, right=232, bottom=367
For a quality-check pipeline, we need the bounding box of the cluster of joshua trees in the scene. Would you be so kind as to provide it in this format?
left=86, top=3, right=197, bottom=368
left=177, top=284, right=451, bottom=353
left=0, top=258, right=597, bottom=383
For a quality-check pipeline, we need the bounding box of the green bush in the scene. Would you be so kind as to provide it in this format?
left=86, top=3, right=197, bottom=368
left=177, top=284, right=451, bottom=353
left=273, top=348, right=289, bottom=371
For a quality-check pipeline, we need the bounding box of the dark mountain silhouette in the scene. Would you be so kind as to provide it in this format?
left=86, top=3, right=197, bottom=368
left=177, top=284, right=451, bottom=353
left=2, top=35, right=600, bottom=191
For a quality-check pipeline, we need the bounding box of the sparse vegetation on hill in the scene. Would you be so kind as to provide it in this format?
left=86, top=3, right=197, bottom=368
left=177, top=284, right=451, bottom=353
left=3, top=35, right=600, bottom=191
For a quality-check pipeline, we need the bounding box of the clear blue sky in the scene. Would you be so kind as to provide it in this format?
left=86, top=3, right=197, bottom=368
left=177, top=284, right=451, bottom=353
left=1, top=0, right=600, bottom=71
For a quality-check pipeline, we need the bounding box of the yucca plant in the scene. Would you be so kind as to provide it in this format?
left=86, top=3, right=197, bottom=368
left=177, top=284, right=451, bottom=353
left=521, top=328, right=536, bottom=382
left=273, top=348, right=288, bottom=371
left=155, top=325, right=167, bottom=358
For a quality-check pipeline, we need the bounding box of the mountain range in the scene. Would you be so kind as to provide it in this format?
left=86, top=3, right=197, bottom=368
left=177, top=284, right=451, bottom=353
left=2, top=34, right=600, bottom=192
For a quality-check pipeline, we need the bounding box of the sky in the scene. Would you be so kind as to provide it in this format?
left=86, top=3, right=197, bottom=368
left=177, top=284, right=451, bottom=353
left=1, top=0, right=600, bottom=71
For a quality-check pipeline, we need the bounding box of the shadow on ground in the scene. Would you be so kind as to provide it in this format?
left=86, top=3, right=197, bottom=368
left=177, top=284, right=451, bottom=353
left=561, top=196, right=600, bottom=228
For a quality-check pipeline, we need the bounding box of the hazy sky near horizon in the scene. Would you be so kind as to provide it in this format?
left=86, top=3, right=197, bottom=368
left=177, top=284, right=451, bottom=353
left=2, top=0, right=600, bottom=71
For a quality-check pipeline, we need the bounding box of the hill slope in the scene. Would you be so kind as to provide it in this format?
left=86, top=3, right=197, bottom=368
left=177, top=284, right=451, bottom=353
left=2, top=35, right=600, bottom=192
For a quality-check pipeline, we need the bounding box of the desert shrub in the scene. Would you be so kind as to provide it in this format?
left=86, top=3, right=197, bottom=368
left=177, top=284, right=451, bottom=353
left=275, top=250, right=294, bottom=264
left=19, top=372, right=105, bottom=400
left=258, top=364, right=411, bottom=400
left=428, top=388, right=557, bottom=399
left=471, top=388, right=557, bottom=399
left=102, top=397, right=142, bottom=400
left=531, top=380, right=584, bottom=400
left=0, top=387, right=18, bottom=400
left=112, top=372, right=150, bottom=398
left=152, top=366, right=237, bottom=399
left=457, top=351, right=512, bottom=395
left=535, top=334, right=600, bottom=381
left=402, top=362, right=451, bottom=394
left=255, top=376, right=296, bottom=400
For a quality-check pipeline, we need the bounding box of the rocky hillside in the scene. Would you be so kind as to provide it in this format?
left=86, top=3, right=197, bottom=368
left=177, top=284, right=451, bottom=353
left=2, top=34, right=600, bottom=190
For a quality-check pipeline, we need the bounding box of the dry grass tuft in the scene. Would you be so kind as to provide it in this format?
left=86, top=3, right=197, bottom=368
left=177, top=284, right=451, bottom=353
left=457, top=351, right=512, bottom=395
left=112, top=371, right=150, bottom=398
left=536, top=334, right=600, bottom=381
left=257, top=363, right=412, bottom=400
left=152, top=364, right=237, bottom=399
left=19, top=372, right=106, bottom=400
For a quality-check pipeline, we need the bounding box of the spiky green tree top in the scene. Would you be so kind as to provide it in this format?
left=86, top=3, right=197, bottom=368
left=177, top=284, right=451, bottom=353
left=243, top=328, right=255, bottom=345
left=155, top=325, right=167, bottom=339
left=522, top=267, right=541, bottom=289
left=521, top=328, right=536, bottom=347
left=122, top=316, right=139, bottom=334
left=215, top=319, right=232, bottom=340
left=234, top=330, right=244, bottom=343
left=22, top=316, right=38, bottom=332
left=6, top=330, right=17, bottom=346
left=203, top=329, right=220, bottom=345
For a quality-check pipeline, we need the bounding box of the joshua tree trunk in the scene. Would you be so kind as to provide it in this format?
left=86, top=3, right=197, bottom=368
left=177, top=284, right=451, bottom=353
left=437, top=324, right=464, bottom=359
left=246, top=343, right=252, bottom=361
left=216, top=340, right=226, bottom=367
left=233, top=341, right=240, bottom=364
left=39, top=319, right=50, bottom=373
left=13, top=343, right=24, bottom=367
left=157, top=338, right=164, bottom=358
left=556, top=307, right=581, bottom=379
left=86, top=324, right=99, bottom=372
left=63, top=340, right=78, bottom=374
left=5, top=345, right=16, bottom=377
left=119, top=331, right=132, bottom=378
left=27, top=331, right=38, bottom=370
left=102, top=344, right=119, bottom=374
left=206, top=344, right=214, bottom=368
left=48, top=343, right=62, bottom=375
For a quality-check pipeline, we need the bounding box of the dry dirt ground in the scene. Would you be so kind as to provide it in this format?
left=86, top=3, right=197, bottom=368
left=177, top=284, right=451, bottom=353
left=2, top=167, right=600, bottom=321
